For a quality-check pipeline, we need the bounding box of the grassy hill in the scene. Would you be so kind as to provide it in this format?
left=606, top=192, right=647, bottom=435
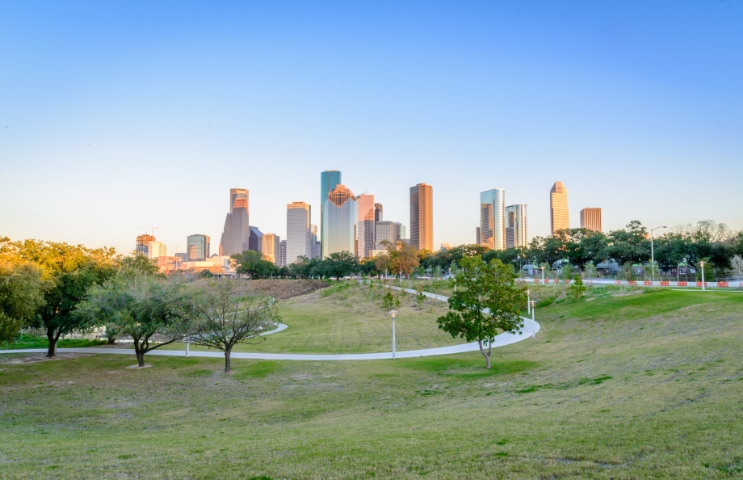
left=1, top=289, right=743, bottom=478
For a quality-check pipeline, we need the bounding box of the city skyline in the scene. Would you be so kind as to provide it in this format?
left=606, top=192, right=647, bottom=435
left=2, top=2, right=742, bottom=254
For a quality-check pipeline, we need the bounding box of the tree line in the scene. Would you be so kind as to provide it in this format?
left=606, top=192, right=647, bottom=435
left=0, top=238, right=278, bottom=371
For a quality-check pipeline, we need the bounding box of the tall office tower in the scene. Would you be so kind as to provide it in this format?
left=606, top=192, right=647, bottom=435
left=219, top=189, right=250, bottom=256
left=375, top=221, right=400, bottom=249
left=476, top=227, right=481, bottom=245
left=279, top=240, right=287, bottom=267
left=262, top=233, right=280, bottom=264
left=147, top=241, right=167, bottom=259
left=229, top=188, right=248, bottom=213
left=374, top=203, right=383, bottom=222
left=480, top=188, right=506, bottom=250
left=322, top=185, right=358, bottom=258
left=320, top=170, right=342, bottom=253
left=187, top=234, right=210, bottom=261
left=356, top=193, right=375, bottom=259
left=286, top=202, right=311, bottom=265
left=410, top=183, right=433, bottom=251
left=397, top=223, right=407, bottom=242
left=550, top=181, right=570, bottom=235
left=136, top=234, right=156, bottom=256
left=248, top=226, right=263, bottom=252
left=505, top=204, right=528, bottom=249
left=310, top=224, right=321, bottom=259
left=580, top=208, right=602, bottom=232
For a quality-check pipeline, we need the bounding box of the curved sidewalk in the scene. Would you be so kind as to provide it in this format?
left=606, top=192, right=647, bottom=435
left=0, top=289, right=540, bottom=361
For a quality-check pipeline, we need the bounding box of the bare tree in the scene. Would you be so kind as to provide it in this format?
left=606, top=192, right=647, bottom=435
left=188, top=279, right=279, bottom=372
left=731, top=255, right=743, bottom=279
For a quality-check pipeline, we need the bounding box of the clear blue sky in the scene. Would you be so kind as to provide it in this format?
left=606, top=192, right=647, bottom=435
left=1, top=1, right=741, bottom=255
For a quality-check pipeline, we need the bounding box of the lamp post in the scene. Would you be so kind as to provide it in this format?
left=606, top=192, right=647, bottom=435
left=526, top=290, right=531, bottom=314
left=530, top=300, right=536, bottom=338
left=390, top=310, right=397, bottom=359
left=650, top=226, right=667, bottom=284
left=185, top=335, right=190, bottom=358
left=700, top=261, right=706, bottom=291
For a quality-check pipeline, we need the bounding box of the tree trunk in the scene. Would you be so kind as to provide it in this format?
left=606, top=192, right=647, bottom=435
left=478, top=340, right=492, bottom=369
left=46, top=327, right=58, bottom=358
left=135, top=347, right=146, bottom=367
left=107, top=336, right=116, bottom=345
left=224, top=349, right=231, bottom=373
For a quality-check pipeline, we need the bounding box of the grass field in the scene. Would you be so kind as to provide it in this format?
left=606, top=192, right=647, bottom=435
left=160, top=281, right=462, bottom=354
left=2, top=289, right=743, bottom=478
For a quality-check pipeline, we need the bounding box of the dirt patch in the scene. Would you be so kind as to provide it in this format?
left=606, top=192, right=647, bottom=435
left=244, top=279, right=330, bottom=300
left=0, top=353, right=92, bottom=365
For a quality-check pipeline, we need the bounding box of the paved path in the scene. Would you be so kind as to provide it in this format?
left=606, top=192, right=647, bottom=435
left=0, top=289, right=540, bottom=361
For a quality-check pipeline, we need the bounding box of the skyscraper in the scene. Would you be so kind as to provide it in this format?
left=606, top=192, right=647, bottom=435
left=550, top=181, right=570, bottom=235
left=505, top=204, right=528, bottom=248
left=375, top=221, right=400, bottom=249
left=320, top=170, right=341, bottom=253
left=580, top=208, right=602, bottom=232
left=187, top=234, right=210, bottom=261
left=136, top=234, right=156, bottom=257
left=219, top=188, right=250, bottom=256
left=480, top=189, right=505, bottom=250
left=374, top=203, right=383, bottom=222
left=147, top=241, right=167, bottom=259
left=410, top=183, right=433, bottom=251
left=322, top=184, right=357, bottom=258
left=249, top=226, right=263, bottom=252
left=262, top=233, right=280, bottom=264
left=279, top=240, right=287, bottom=267
left=356, top=193, right=375, bottom=259
left=286, top=202, right=311, bottom=265
left=310, top=224, right=321, bottom=259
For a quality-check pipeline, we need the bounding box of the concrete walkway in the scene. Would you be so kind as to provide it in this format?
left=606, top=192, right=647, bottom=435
left=0, top=289, right=540, bottom=361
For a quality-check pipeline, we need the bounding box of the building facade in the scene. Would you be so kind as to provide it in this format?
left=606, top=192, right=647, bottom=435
left=580, top=208, right=602, bottom=232
left=505, top=204, right=528, bottom=248
left=136, top=234, right=156, bottom=257
left=410, top=183, right=433, bottom=251
left=279, top=240, right=287, bottom=267
left=262, top=233, right=280, bottom=264
left=356, top=193, right=375, bottom=259
left=480, top=188, right=506, bottom=250
left=249, top=226, right=263, bottom=253
left=550, top=181, right=569, bottom=235
left=147, top=241, right=167, bottom=259
left=374, top=203, right=383, bottom=222
left=375, top=221, right=400, bottom=250
left=186, top=234, right=210, bottom=261
left=320, top=170, right=342, bottom=254
left=219, top=188, right=250, bottom=256
left=322, top=184, right=357, bottom=258
left=286, top=202, right=311, bottom=265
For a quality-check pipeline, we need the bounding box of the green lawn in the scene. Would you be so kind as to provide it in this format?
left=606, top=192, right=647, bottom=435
left=2, top=290, right=743, bottom=478
left=160, top=281, right=464, bottom=354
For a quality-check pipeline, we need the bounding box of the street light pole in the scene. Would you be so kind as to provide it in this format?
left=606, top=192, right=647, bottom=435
left=650, top=226, right=667, bottom=284
left=700, top=261, right=706, bottom=291
left=530, top=300, right=536, bottom=338
left=527, top=290, right=531, bottom=314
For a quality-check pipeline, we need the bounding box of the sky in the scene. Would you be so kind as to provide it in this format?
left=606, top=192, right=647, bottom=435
left=1, top=1, right=742, bottom=255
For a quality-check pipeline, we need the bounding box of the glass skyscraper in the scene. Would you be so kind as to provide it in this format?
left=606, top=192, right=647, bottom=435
left=187, top=234, right=210, bottom=261
left=505, top=204, right=528, bottom=248
left=410, top=183, right=433, bottom=251
left=286, top=202, right=311, bottom=265
left=320, top=170, right=341, bottom=252
left=480, top=188, right=505, bottom=251
left=322, top=184, right=357, bottom=258
left=550, top=181, right=569, bottom=235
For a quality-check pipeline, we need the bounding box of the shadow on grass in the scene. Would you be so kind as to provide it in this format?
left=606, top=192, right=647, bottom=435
left=233, top=361, right=284, bottom=379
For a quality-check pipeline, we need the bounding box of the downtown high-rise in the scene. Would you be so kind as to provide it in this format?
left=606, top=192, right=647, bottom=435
left=505, top=204, right=527, bottom=248
left=550, top=181, right=569, bottom=235
left=356, top=193, right=375, bottom=259
left=480, top=188, right=505, bottom=250
left=286, top=202, right=311, bottom=265
left=580, top=208, right=602, bottom=232
left=410, top=183, right=433, bottom=251
left=219, top=188, right=250, bottom=256
left=320, top=170, right=341, bottom=254
left=322, top=184, right=357, bottom=258
left=187, top=234, right=210, bottom=261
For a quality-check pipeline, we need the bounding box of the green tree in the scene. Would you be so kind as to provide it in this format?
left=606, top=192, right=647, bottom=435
left=1, top=239, right=118, bottom=357
left=568, top=274, right=586, bottom=300
left=388, top=243, right=419, bottom=278
left=79, top=275, right=191, bottom=367
left=187, top=279, right=279, bottom=372
left=119, top=253, right=162, bottom=277
left=233, top=250, right=276, bottom=278
left=323, top=251, right=358, bottom=280
left=0, top=259, right=46, bottom=342
left=437, top=255, right=526, bottom=369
